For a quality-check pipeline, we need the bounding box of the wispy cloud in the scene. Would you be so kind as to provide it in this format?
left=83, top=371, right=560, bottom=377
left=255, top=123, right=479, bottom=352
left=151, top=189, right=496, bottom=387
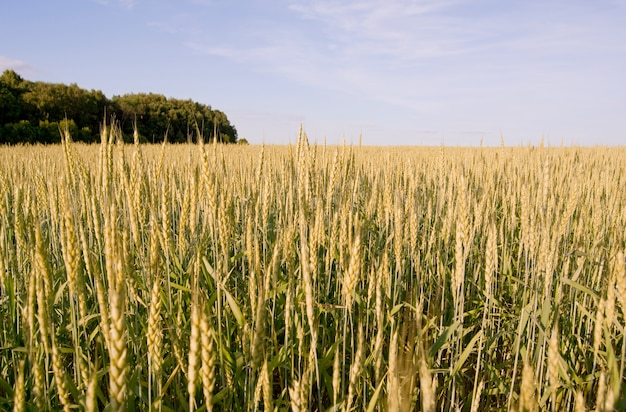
left=120, top=0, right=137, bottom=10
left=0, top=56, right=35, bottom=75
left=286, top=0, right=626, bottom=66
left=287, top=0, right=479, bottom=60
left=188, top=0, right=215, bottom=6
left=154, top=0, right=626, bottom=120
left=175, top=0, right=493, bottom=105
left=94, top=0, right=136, bottom=10
left=147, top=13, right=203, bottom=35
left=172, top=1, right=480, bottom=115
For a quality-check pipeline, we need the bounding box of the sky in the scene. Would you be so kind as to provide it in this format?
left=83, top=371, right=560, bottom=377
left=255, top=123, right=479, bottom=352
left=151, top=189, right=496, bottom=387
left=1, top=0, right=625, bottom=146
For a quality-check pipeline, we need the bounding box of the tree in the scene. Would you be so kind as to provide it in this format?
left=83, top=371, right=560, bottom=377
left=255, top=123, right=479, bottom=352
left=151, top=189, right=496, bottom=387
left=0, top=70, right=25, bottom=88
left=0, top=70, right=30, bottom=125
left=0, top=70, right=237, bottom=145
left=21, top=82, right=105, bottom=142
left=0, top=82, right=21, bottom=124
left=111, top=93, right=238, bottom=143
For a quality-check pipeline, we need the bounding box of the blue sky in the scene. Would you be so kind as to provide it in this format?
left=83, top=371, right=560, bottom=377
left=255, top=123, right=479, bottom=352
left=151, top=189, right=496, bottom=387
left=1, top=0, right=625, bottom=145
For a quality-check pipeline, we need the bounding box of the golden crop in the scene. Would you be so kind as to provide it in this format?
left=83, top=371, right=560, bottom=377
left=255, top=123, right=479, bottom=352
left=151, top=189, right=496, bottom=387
left=0, top=127, right=624, bottom=411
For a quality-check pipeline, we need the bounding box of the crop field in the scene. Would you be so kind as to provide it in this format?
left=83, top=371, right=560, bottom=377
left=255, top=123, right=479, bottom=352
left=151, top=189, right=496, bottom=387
left=0, top=127, right=625, bottom=411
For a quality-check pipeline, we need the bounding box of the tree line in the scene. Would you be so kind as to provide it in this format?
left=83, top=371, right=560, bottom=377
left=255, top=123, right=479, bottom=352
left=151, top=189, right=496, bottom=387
left=0, top=69, right=238, bottom=144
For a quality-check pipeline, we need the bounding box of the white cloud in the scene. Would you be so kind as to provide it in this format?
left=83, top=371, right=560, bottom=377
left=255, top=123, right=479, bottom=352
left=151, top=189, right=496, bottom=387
left=158, top=0, right=626, bottom=123
left=287, top=0, right=475, bottom=58
left=0, top=56, right=34, bottom=75
left=188, top=0, right=215, bottom=6
left=175, top=1, right=484, bottom=116
left=94, top=0, right=136, bottom=9
left=147, top=14, right=202, bottom=35
left=118, top=0, right=136, bottom=9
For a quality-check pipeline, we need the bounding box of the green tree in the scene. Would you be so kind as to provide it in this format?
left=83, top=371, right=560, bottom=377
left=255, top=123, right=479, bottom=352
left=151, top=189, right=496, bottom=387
left=0, top=70, right=237, bottom=145
left=0, top=69, right=25, bottom=88
left=0, top=82, right=21, bottom=124
left=111, top=93, right=237, bottom=143
left=0, top=70, right=31, bottom=125
left=21, top=82, right=105, bottom=142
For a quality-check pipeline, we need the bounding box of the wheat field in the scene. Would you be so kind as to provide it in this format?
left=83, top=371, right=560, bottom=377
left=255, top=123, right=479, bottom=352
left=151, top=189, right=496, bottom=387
left=0, top=126, right=625, bottom=411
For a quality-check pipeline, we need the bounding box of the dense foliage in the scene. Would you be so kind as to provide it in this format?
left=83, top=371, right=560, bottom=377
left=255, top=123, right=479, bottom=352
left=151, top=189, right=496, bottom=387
left=0, top=70, right=237, bottom=144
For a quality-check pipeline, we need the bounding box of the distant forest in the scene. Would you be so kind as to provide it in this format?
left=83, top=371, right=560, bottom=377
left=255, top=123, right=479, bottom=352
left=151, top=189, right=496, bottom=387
left=0, top=70, right=238, bottom=144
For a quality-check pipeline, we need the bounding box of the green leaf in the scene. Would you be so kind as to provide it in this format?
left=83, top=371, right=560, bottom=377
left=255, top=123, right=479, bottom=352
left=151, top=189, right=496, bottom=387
left=169, top=281, right=191, bottom=293
left=389, top=303, right=405, bottom=318
left=203, top=257, right=245, bottom=327
left=560, top=277, right=599, bottom=300
left=429, top=321, right=460, bottom=358
left=452, top=330, right=483, bottom=376
left=0, top=375, right=13, bottom=398
left=366, top=374, right=386, bottom=412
